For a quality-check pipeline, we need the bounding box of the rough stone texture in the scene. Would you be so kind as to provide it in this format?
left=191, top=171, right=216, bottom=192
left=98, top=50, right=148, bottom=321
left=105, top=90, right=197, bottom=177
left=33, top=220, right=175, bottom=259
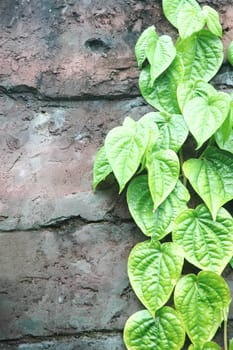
left=0, top=0, right=233, bottom=349
left=0, top=96, right=151, bottom=231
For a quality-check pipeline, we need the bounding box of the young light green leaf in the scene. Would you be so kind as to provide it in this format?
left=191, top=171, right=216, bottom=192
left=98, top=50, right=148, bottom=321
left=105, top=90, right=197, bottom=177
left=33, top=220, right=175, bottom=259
left=183, top=92, right=230, bottom=149
left=162, top=0, right=201, bottom=28
left=139, top=56, right=183, bottom=114
left=183, top=147, right=233, bottom=220
left=173, top=204, right=233, bottom=274
left=215, top=107, right=233, bottom=154
left=146, top=148, right=180, bottom=211
left=124, top=307, right=185, bottom=350
left=140, top=112, right=188, bottom=152
left=227, top=41, right=233, bottom=67
left=174, top=271, right=231, bottom=347
left=93, top=146, right=112, bottom=191
left=177, top=80, right=216, bottom=112
left=188, top=342, right=221, bottom=350
left=123, top=116, right=137, bottom=128
left=127, top=175, right=190, bottom=238
left=230, top=338, right=233, bottom=350
left=135, top=26, right=158, bottom=69
left=177, top=3, right=204, bottom=39
left=146, top=35, right=176, bottom=84
left=176, top=30, right=223, bottom=82
left=105, top=118, right=149, bottom=193
left=202, top=6, right=222, bottom=37
left=128, top=240, right=184, bottom=316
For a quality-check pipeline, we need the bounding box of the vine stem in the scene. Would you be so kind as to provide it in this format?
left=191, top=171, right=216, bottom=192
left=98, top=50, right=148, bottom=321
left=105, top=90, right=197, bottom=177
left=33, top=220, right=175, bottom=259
left=224, top=319, right=228, bottom=350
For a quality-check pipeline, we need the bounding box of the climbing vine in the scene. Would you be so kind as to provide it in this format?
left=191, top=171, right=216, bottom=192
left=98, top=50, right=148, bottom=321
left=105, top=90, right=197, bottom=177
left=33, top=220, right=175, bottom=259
left=93, top=0, right=233, bottom=349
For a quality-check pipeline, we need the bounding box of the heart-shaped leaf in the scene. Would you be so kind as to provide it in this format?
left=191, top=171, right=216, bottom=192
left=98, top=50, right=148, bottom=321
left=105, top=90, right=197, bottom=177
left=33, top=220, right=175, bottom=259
left=173, top=204, right=233, bottom=274
left=162, top=0, right=201, bottom=28
left=139, top=112, right=188, bottom=152
left=183, top=147, right=233, bottom=220
left=124, top=307, right=185, bottom=350
left=105, top=118, right=149, bottom=193
left=146, top=148, right=180, bottom=210
left=127, top=175, right=190, bottom=238
left=135, top=26, right=158, bottom=69
left=183, top=92, right=230, bottom=148
left=176, top=30, right=223, bottom=82
left=93, top=146, right=112, bottom=191
left=128, top=240, right=184, bottom=316
left=177, top=3, right=204, bottom=39
left=146, top=35, right=176, bottom=84
left=188, top=342, right=221, bottom=350
left=177, top=80, right=216, bottom=112
left=174, top=271, right=231, bottom=347
left=139, top=57, right=183, bottom=114
left=202, top=6, right=222, bottom=37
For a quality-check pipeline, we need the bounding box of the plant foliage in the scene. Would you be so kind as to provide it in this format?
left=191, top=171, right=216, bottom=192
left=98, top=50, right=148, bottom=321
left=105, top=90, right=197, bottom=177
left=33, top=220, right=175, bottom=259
left=93, top=0, right=233, bottom=348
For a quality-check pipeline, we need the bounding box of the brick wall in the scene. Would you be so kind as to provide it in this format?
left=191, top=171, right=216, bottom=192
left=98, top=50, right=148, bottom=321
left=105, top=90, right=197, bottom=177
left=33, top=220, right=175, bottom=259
left=0, top=1, right=232, bottom=349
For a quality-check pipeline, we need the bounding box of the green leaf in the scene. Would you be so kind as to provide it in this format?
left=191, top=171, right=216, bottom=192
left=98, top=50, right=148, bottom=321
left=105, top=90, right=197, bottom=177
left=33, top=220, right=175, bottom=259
left=177, top=3, right=204, bottom=39
left=93, top=146, right=112, bottom=190
left=139, top=57, right=183, bottom=114
left=176, top=30, right=223, bottom=82
left=146, top=35, right=176, bottom=84
left=127, top=176, right=190, bottom=238
left=162, top=0, right=201, bottom=28
left=183, top=147, right=233, bottom=220
left=146, top=148, right=180, bottom=210
left=128, top=240, right=184, bottom=316
left=135, top=26, right=158, bottom=69
left=188, top=342, right=221, bottom=350
left=173, top=204, right=233, bottom=274
left=174, top=271, right=231, bottom=347
left=183, top=92, right=230, bottom=149
left=202, top=6, right=222, bottom=37
left=105, top=118, right=149, bottom=193
left=202, top=342, right=222, bottom=350
left=215, top=108, right=233, bottom=154
left=140, top=112, right=188, bottom=152
left=124, top=307, right=185, bottom=350
left=230, top=338, right=233, bottom=350
left=230, top=257, right=233, bottom=269
left=227, top=41, right=233, bottom=67
left=177, top=80, right=216, bottom=112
